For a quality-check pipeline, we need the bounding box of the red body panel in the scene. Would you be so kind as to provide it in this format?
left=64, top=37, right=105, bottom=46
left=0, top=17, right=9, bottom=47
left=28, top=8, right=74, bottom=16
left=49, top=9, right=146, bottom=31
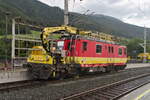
left=62, top=39, right=127, bottom=67
left=63, top=39, right=127, bottom=57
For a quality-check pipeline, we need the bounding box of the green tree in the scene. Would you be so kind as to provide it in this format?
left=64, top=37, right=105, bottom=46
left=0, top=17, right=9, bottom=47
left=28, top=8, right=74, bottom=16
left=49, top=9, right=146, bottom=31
left=127, top=38, right=143, bottom=58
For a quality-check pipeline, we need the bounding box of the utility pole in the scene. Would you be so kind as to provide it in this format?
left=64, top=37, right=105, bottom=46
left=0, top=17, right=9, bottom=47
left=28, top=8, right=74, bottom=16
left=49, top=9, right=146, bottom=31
left=12, top=19, right=15, bottom=67
left=64, top=0, right=69, bottom=25
left=5, top=13, right=9, bottom=68
left=143, top=26, right=147, bottom=63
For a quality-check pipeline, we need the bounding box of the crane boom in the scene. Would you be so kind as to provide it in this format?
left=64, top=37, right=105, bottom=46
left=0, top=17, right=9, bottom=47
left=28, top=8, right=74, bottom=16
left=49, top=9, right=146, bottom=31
left=41, top=25, right=91, bottom=54
left=40, top=25, right=120, bottom=56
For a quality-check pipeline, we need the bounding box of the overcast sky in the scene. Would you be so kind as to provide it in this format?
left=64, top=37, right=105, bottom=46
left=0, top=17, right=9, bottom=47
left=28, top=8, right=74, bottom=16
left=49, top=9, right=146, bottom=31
left=39, top=0, right=150, bottom=28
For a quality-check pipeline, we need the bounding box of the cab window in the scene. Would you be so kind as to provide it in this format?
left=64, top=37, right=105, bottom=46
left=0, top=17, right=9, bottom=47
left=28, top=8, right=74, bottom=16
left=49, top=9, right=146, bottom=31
left=82, top=42, right=88, bottom=51
left=57, top=41, right=64, bottom=50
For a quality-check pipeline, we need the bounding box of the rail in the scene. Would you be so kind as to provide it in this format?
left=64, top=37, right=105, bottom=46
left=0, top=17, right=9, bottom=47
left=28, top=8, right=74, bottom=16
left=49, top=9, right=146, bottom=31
left=0, top=80, right=40, bottom=91
left=61, top=73, right=150, bottom=100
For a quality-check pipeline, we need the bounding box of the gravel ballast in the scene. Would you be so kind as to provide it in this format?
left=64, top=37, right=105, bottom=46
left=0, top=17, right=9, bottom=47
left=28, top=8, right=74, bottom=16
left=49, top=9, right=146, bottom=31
left=1, top=67, right=150, bottom=100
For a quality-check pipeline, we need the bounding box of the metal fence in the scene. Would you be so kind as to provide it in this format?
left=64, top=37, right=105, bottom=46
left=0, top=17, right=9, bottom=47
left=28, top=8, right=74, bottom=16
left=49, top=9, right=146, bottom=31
left=0, top=12, right=43, bottom=68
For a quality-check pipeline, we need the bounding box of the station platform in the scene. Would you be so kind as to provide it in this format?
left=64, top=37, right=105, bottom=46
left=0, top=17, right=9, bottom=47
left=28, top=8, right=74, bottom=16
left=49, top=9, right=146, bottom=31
left=120, top=83, right=150, bottom=100
left=0, top=68, right=32, bottom=83
left=126, top=63, right=150, bottom=69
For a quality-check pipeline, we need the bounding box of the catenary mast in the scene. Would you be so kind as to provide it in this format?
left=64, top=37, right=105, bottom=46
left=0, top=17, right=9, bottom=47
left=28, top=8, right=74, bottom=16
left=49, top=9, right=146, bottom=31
left=64, top=0, right=69, bottom=25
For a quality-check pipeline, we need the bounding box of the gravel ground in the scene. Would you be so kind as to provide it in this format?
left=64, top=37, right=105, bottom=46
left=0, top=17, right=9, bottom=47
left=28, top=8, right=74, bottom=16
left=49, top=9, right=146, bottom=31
left=1, top=67, right=150, bottom=100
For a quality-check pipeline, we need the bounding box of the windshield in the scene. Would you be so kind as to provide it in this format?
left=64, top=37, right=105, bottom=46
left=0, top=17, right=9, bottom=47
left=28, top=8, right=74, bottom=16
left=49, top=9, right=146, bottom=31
left=57, top=41, right=64, bottom=50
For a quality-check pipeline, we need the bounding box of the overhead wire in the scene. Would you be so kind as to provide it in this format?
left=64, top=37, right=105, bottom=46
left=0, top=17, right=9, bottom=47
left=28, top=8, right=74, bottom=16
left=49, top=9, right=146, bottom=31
left=72, top=0, right=76, bottom=9
left=128, top=0, right=146, bottom=17
left=128, top=0, right=148, bottom=27
left=48, top=0, right=56, bottom=6
left=69, top=0, right=97, bottom=25
left=68, top=0, right=76, bottom=12
left=70, top=10, right=89, bottom=25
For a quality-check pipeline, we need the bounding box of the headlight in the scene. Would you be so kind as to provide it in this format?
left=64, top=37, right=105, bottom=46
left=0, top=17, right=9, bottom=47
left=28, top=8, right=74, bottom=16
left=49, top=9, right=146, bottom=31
left=46, top=56, right=49, bottom=61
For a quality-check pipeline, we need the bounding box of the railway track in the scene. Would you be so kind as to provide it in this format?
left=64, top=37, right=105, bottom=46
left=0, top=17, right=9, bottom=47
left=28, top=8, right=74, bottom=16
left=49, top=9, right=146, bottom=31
left=61, top=73, right=150, bottom=100
left=0, top=73, right=112, bottom=92
left=0, top=80, right=41, bottom=91
left=0, top=67, right=149, bottom=99
left=0, top=69, right=126, bottom=92
left=0, top=72, right=113, bottom=92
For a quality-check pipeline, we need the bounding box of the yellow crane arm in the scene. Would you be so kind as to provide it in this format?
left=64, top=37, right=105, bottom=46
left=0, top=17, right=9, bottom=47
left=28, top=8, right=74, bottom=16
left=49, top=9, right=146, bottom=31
left=40, top=25, right=120, bottom=54
left=41, top=26, right=91, bottom=43
left=40, top=25, right=91, bottom=53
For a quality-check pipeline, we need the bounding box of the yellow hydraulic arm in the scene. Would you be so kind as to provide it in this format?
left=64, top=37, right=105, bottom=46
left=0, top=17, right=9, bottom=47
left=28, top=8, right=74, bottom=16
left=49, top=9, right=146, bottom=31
left=40, top=25, right=119, bottom=55
left=41, top=25, right=91, bottom=54
left=41, top=26, right=91, bottom=44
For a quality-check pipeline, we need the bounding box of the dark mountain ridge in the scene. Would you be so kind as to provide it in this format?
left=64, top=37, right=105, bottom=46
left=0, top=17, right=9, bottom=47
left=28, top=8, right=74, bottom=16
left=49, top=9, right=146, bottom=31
left=0, top=0, right=149, bottom=39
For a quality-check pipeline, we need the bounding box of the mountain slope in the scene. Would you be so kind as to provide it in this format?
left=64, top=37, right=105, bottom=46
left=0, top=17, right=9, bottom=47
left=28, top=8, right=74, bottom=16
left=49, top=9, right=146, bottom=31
left=0, top=0, right=149, bottom=39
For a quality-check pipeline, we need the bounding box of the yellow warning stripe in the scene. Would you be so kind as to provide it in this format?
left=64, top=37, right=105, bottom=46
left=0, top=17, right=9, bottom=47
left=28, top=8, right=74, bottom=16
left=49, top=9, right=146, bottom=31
left=28, top=55, right=127, bottom=65
left=134, top=89, right=150, bottom=100
left=64, top=57, right=127, bottom=64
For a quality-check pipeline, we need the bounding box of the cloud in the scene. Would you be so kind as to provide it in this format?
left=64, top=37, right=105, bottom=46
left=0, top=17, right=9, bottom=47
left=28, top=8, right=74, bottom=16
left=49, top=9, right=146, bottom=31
left=39, top=0, right=150, bottom=28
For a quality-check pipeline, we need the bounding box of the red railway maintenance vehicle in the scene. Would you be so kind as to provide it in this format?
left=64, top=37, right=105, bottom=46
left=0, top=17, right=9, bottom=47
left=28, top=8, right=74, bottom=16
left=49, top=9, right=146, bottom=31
left=26, top=26, right=127, bottom=79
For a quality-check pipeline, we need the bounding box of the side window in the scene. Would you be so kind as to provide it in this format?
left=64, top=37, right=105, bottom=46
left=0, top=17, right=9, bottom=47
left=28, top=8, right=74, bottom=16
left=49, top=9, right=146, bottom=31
left=108, top=46, right=114, bottom=53
left=124, top=48, right=127, bottom=55
left=96, top=45, right=102, bottom=53
left=108, top=46, right=111, bottom=53
left=68, top=40, right=75, bottom=50
left=82, top=42, right=87, bottom=51
left=67, top=42, right=71, bottom=50
left=118, top=48, right=122, bottom=55
left=111, top=47, right=114, bottom=53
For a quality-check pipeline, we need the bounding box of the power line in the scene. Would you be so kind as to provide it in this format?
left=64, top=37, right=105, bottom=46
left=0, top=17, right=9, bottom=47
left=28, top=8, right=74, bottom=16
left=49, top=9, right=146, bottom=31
left=128, top=0, right=146, bottom=17
left=70, top=10, right=90, bottom=25
left=69, top=0, right=92, bottom=25
left=69, top=0, right=97, bottom=25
